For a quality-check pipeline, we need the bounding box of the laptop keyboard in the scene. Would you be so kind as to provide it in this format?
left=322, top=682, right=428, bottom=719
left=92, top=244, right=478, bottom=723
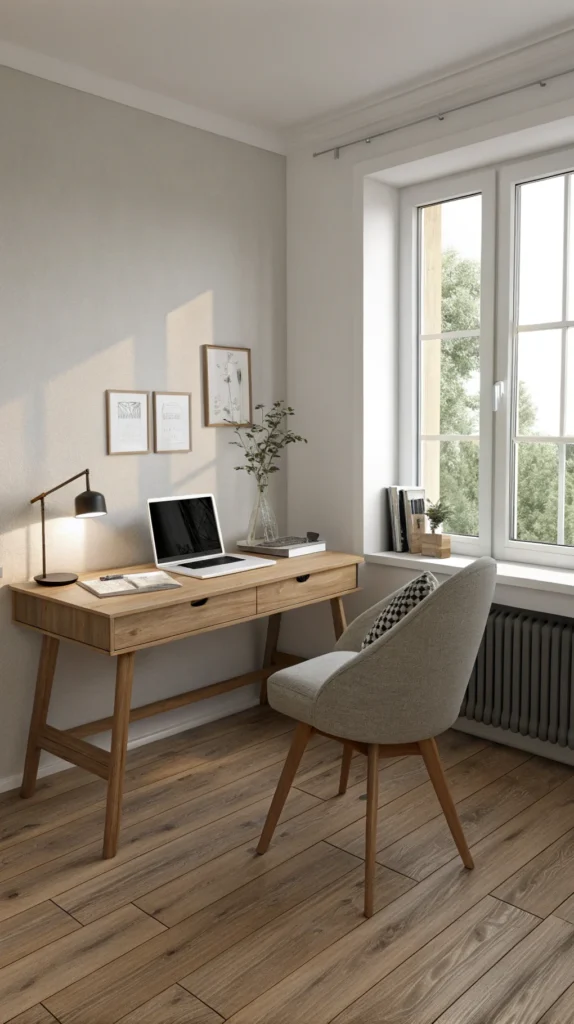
left=181, top=555, right=244, bottom=569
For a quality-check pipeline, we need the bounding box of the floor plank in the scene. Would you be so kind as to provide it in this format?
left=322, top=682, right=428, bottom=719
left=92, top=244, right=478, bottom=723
left=215, top=776, right=574, bottom=1024
left=327, top=739, right=531, bottom=860
left=135, top=738, right=487, bottom=928
left=0, top=709, right=295, bottom=853
left=378, top=756, right=568, bottom=880
left=328, top=896, right=538, bottom=1024
left=116, top=985, right=223, bottom=1024
left=494, top=826, right=574, bottom=918
left=0, top=710, right=571, bottom=1024
left=45, top=843, right=361, bottom=1024
left=0, top=904, right=164, bottom=1023
left=0, top=900, right=80, bottom=970
left=53, top=788, right=317, bottom=924
left=0, top=777, right=317, bottom=926
left=6, top=1007, right=59, bottom=1024
left=537, top=981, right=574, bottom=1022
left=0, top=730, right=330, bottom=888
left=434, top=916, right=574, bottom=1024
left=181, top=863, right=414, bottom=1017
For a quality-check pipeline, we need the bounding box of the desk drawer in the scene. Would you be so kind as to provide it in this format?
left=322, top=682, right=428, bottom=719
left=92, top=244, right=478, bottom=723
left=257, top=565, right=357, bottom=615
left=113, top=588, right=257, bottom=650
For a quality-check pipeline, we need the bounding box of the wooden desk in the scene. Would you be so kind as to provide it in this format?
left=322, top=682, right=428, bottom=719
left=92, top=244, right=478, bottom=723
left=11, top=551, right=362, bottom=858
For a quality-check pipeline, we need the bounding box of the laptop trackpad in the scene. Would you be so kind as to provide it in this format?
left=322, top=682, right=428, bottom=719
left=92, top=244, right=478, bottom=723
left=181, top=555, right=244, bottom=569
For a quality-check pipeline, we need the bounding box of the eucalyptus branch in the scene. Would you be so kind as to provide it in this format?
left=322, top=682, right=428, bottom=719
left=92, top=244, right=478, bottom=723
left=231, top=401, right=307, bottom=487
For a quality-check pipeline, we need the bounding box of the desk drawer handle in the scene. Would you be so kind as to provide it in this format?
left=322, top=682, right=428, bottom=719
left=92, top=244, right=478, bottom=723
left=296, top=574, right=310, bottom=583
left=190, top=598, right=209, bottom=607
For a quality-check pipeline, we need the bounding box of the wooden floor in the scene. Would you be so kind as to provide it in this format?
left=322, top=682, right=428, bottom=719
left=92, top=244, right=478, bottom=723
left=1, top=708, right=574, bottom=1023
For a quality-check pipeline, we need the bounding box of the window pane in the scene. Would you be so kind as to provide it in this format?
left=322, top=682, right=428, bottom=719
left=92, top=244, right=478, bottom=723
left=421, top=337, right=480, bottom=435
left=516, top=331, right=561, bottom=436
left=566, top=329, right=574, bottom=436
left=420, top=195, right=481, bottom=335
left=568, top=175, right=574, bottom=320
left=566, top=446, right=574, bottom=547
left=421, top=439, right=478, bottom=537
left=514, top=442, right=559, bottom=544
left=517, top=175, right=564, bottom=326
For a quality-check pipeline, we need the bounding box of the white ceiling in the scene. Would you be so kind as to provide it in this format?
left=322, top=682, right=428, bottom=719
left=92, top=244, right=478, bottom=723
left=1, top=1, right=574, bottom=135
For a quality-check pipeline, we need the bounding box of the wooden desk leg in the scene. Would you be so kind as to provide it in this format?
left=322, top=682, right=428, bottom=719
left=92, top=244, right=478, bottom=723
left=103, top=651, right=135, bottom=859
left=330, top=596, right=347, bottom=641
left=21, top=635, right=60, bottom=798
left=260, top=613, right=282, bottom=705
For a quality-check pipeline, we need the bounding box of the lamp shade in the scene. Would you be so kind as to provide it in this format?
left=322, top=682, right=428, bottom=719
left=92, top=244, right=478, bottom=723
left=75, top=489, right=107, bottom=518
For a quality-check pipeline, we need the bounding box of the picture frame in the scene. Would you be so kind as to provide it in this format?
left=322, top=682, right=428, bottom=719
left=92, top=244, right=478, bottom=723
left=202, top=345, right=252, bottom=427
left=153, top=392, right=192, bottom=453
left=106, top=390, right=150, bottom=455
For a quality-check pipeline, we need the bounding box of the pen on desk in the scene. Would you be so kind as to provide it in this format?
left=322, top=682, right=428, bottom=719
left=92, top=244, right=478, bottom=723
left=99, top=574, right=124, bottom=581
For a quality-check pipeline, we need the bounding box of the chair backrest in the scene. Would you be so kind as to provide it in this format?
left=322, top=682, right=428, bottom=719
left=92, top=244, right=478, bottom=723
left=315, top=557, right=497, bottom=745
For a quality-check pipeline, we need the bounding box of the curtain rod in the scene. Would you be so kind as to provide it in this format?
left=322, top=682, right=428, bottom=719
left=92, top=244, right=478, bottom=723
left=313, top=66, right=574, bottom=159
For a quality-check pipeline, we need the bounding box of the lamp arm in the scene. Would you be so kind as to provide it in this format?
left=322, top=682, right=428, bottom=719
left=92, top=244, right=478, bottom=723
left=30, top=469, right=89, bottom=505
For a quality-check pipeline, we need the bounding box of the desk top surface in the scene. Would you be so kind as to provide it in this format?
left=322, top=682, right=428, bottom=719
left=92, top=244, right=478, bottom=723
left=11, top=551, right=363, bottom=619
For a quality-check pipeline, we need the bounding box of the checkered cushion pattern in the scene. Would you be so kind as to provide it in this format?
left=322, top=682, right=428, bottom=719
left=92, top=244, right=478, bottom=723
left=361, top=571, right=439, bottom=649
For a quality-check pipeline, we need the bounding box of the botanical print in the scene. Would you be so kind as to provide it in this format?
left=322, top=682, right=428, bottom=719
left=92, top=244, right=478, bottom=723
left=117, top=401, right=143, bottom=446
left=204, top=347, right=251, bottom=426
left=153, top=392, right=191, bottom=452
left=106, top=390, right=150, bottom=454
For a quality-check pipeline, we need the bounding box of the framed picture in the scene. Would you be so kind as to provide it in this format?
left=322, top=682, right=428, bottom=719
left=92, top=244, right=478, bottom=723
left=202, top=345, right=252, bottom=427
left=106, top=390, right=150, bottom=455
left=153, top=392, right=192, bottom=453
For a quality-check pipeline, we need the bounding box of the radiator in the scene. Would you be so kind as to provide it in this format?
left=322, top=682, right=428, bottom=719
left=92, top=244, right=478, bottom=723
left=460, top=604, right=574, bottom=751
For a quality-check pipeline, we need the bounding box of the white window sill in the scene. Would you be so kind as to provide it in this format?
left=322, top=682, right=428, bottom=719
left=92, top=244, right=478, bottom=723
left=364, top=551, right=574, bottom=597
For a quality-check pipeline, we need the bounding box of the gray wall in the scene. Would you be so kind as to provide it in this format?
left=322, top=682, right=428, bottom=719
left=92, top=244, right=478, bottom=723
left=0, top=67, right=286, bottom=787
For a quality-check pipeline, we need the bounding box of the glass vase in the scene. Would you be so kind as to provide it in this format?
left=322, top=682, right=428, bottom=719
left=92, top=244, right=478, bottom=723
left=247, top=485, right=279, bottom=544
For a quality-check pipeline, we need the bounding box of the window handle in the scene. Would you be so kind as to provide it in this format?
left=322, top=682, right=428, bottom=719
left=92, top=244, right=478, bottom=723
left=493, top=381, right=506, bottom=412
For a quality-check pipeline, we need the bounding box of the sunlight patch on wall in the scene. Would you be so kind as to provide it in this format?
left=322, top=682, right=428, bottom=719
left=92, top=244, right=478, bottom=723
left=166, top=291, right=216, bottom=493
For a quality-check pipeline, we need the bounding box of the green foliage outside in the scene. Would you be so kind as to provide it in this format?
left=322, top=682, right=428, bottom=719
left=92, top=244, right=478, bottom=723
left=436, top=250, right=574, bottom=545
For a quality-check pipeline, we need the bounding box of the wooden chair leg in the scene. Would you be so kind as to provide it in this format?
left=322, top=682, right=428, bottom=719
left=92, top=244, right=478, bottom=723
left=339, top=743, right=354, bottom=794
left=257, top=722, right=312, bottom=854
left=364, top=743, right=379, bottom=918
left=419, top=737, right=474, bottom=870
left=21, top=636, right=59, bottom=798
left=260, top=613, right=281, bottom=705
left=103, top=652, right=135, bottom=859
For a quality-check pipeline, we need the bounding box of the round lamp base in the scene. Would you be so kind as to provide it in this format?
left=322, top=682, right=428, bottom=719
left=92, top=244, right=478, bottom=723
left=34, top=572, right=79, bottom=587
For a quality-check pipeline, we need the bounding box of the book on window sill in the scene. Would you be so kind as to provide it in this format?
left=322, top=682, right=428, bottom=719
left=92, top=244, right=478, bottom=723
left=77, top=571, right=182, bottom=598
left=387, top=487, right=426, bottom=553
left=237, top=536, right=326, bottom=558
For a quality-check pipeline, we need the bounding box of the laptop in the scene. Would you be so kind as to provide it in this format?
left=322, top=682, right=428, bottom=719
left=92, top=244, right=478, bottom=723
left=147, top=493, right=276, bottom=579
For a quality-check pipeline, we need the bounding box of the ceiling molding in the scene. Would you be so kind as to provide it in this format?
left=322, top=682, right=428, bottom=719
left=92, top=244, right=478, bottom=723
left=287, top=25, right=574, bottom=151
left=0, top=38, right=286, bottom=156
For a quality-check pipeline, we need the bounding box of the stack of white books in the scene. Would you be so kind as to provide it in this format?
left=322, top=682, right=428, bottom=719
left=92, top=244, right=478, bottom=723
left=237, top=536, right=326, bottom=558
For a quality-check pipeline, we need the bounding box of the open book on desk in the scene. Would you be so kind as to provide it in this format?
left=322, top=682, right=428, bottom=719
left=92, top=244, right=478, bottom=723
left=77, top=571, right=182, bottom=598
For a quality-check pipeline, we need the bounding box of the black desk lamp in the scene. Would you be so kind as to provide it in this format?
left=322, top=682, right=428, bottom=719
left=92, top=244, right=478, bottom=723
left=30, top=468, right=107, bottom=586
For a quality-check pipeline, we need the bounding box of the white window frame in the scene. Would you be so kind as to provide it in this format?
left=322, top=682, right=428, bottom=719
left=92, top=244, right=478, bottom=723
left=399, top=169, right=495, bottom=557
left=495, top=147, right=574, bottom=570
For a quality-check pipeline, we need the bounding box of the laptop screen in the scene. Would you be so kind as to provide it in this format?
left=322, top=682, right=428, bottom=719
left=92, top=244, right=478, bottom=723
left=149, top=495, right=223, bottom=564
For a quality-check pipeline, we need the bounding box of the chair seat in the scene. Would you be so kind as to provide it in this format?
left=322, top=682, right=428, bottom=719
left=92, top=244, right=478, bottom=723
left=267, top=651, right=357, bottom=727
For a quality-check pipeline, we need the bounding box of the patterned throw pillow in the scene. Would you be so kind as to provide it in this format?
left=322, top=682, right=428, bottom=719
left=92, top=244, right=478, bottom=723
left=361, top=571, right=439, bottom=649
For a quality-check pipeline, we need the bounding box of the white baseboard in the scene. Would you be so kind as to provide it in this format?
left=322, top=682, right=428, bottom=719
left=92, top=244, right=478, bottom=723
left=454, top=717, right=574, bottom=767
left=0, top=686, right=259, bottom=795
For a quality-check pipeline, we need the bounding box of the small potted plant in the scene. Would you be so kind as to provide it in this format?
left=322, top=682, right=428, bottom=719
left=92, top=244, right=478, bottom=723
left=421, top=499, right=452, bottom=558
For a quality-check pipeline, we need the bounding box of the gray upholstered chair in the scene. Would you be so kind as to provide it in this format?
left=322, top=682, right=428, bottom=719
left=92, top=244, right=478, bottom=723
left=256, top=557, right=497, bottom=917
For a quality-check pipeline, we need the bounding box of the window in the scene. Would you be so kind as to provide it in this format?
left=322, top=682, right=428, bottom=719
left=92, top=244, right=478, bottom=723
left=400, top=152, right=574, bottom=568
left=400, top=171, right=494, bottom=557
